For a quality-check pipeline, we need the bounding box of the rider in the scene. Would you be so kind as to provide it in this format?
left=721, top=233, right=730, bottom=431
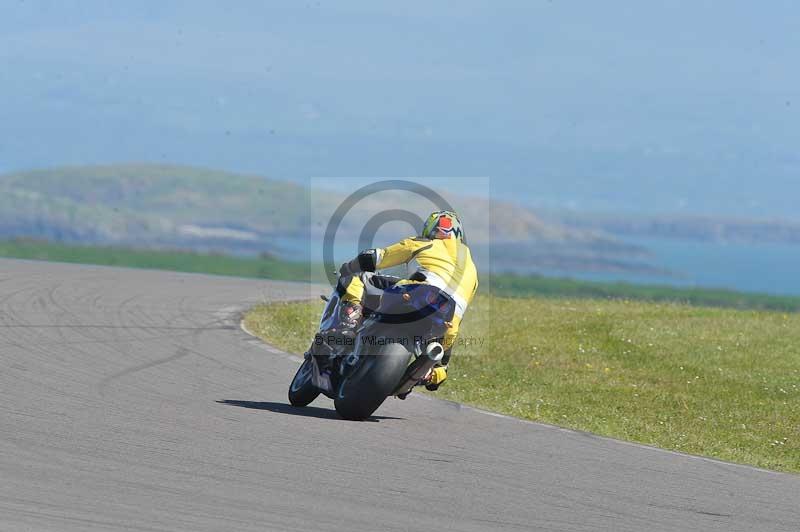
left=335, top=210, right=478, bottom=391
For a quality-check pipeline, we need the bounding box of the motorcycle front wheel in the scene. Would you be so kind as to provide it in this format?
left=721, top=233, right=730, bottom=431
left=288, top=358, right=320, bottom=407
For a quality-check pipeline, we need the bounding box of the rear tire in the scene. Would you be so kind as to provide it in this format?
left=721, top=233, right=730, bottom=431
left=334, top=341, right=411, bottom=421
left=288, top=358, right=320, bottom=407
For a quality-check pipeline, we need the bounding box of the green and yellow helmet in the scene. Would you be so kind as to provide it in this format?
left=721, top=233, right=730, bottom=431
left=421, top=210, right=466, bottom=243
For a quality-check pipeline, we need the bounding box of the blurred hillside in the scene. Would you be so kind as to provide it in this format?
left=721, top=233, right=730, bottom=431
left=0, top=164, right=650, bottom=274
left=0, top=164, right=305, bottom=253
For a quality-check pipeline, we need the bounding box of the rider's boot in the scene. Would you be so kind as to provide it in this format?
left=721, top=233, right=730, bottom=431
left=337, top=301, right=363, bottom=336
left=399, top=365, right=447, bottom=400
left=423, top=365, right=448, bottom=391
left=306, top=301, right=364, bottom=365
left=422, top=347, right=450, bottom=391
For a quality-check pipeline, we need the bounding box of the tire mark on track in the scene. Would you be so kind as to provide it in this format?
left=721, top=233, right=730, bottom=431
left=97, top=347, right=193, bottom=397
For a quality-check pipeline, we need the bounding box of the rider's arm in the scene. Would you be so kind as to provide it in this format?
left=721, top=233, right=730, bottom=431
left=340, top=248, right=381, bottom=275
left=376, top=238, right=433, bottom=269
left=341, top=238, right=432, bottom=274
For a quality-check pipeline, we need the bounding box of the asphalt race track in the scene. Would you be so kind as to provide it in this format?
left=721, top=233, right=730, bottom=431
left=1, top=258, right=798, bottom=531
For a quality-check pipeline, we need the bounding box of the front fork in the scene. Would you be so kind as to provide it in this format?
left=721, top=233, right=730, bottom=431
left=306, top=336, right=360, bottom=396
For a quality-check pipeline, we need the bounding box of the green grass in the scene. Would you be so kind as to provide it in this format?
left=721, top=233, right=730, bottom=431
left=0, top=239, right=306, bottom=281
left=244, top=296, right=800, bottom=473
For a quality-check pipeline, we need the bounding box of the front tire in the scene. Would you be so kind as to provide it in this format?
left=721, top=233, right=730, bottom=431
left=288, top=358, right=320, bottom=407
left=334, top=341, right=411, bottom=421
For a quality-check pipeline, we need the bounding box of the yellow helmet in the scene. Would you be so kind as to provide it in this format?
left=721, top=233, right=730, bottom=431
left=421, top=211, right=465, bottom=243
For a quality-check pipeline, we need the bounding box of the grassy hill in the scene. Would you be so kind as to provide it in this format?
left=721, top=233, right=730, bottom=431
left=0, top=164, right=647, bottom=272
left=0, top=164, right=307, bottom=251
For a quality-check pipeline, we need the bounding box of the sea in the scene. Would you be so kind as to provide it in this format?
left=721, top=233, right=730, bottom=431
left=564, top=237, right=800, bottom=297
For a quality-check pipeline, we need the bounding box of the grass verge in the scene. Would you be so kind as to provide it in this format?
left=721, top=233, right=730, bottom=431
left=244, top=295, right=800, bottom=473
left=0, top=239, right=305, bottom=281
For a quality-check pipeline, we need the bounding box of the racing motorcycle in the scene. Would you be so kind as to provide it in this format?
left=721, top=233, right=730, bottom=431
left=288, top=273, right=455, bottom=421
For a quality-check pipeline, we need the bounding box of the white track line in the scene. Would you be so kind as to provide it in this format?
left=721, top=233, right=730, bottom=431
left=239, top=316, right=304, bottom=364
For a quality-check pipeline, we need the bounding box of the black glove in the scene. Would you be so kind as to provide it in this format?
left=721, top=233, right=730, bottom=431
left=340, top=249, right=379, bottom=278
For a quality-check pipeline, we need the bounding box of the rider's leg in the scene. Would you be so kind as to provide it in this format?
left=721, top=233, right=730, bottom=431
left=425, top=314, right=462, bottom=391
left=385, top=279, right=461, bottom=390
left=338, top=273, right=365, bottom=303
left=443, top=314, right=462, bottom=357
left=306, top=274, right=366, bottom=360
left=335, top=274, right=365, bottom=331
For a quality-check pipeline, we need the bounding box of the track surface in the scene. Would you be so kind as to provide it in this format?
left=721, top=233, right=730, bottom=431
left=0, top=259, right=798, bottom=531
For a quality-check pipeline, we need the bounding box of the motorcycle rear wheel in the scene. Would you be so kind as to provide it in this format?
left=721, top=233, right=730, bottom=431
left=334, top=341, right=411, bottom=421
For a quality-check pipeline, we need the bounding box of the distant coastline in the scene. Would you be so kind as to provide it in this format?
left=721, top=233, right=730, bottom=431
left=555, top=212, right=800, bottom=246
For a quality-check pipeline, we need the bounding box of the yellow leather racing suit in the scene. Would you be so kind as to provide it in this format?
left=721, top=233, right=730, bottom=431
left=340, top=236, right=478, bottom=351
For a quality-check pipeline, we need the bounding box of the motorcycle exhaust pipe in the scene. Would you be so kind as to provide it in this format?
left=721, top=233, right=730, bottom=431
left=393, top=342, right=444, bottom=397
left=425, top=342, right=445, bottom=363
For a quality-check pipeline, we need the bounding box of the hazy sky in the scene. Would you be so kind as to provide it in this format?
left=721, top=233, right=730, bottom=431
left=1, top=1, right=798, bottom=217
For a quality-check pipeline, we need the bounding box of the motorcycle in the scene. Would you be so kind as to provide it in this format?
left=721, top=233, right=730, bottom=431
left=288, top=272, right=456, bottom=421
